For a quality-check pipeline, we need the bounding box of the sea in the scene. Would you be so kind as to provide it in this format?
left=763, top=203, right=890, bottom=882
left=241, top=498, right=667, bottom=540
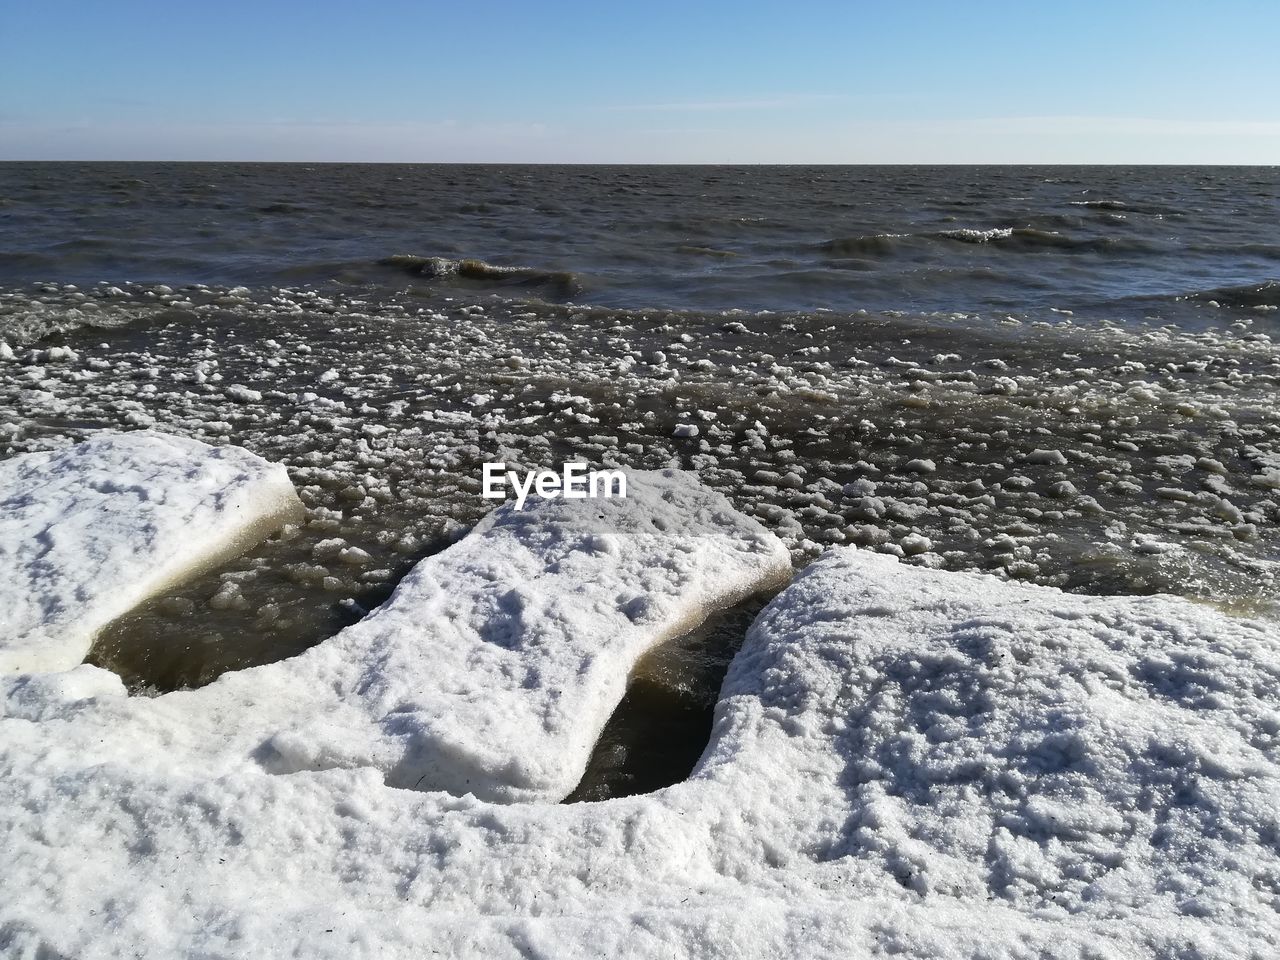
left=3, top=163, right=1279, bottom=324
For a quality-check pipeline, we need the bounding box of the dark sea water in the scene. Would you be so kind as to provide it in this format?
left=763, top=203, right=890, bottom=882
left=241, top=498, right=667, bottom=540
left=3, top=163, right=1280, bottom=799
left=2, top=163, right=1279, bottom=326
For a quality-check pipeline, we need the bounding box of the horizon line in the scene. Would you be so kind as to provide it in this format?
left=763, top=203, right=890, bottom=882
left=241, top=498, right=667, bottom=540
left=2, top=158, right=1278, bottom=167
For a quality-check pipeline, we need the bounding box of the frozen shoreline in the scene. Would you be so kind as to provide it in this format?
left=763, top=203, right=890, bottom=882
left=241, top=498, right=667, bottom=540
left=1, top=435, right=792, bottom=802
left=3, top=435, right=1280, bottom=957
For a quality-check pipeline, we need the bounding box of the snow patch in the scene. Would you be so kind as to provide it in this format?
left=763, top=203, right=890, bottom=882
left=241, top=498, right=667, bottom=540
left=0, top=431, right=303, bottom=674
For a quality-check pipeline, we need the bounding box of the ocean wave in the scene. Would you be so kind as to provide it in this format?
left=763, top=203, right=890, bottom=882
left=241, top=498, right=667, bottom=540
left=935, top=227, right=1151, bottom=254
left=378, top=255, right=581, bottom=298
left=1069, top=200, right=1128, bottom=210
left=937, top=227, right=1017, bottom=244
left=817, top=226, right=1149, bottom=256
left=1180, top=280, right=1280, bottom=309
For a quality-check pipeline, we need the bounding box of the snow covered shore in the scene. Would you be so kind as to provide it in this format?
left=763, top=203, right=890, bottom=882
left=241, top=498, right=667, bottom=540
left=0, top=431, right=302, bottom=674
left=0, top=436, right=792, bottom=802
left=2, top=437, right=1280, bottom=957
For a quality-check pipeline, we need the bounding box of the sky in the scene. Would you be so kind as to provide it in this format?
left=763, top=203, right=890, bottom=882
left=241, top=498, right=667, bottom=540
left=2, top=0, right=1278, bottom=163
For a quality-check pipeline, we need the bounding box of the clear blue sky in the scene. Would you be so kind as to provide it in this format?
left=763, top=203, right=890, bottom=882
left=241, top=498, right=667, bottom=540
left=2, top=0, right=1278, bottom=162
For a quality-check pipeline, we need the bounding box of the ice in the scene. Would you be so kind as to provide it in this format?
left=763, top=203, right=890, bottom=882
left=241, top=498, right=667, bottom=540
left=251, top=467, right=793, bottom=801
left=4, top=543, right=1280, bottom=956
left=0, top=431, right=303, bottom=674
left=2, top=462, right=793, bottom=804
left=704, top=549, right=1280, bottom=930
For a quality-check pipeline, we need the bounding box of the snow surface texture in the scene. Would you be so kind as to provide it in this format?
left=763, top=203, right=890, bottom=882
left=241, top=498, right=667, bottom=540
left=249, top=465, right=794, bottom=801
left=4, top=546, right=1280, bottom=957
left=0, top=456, right=792, bottom=803
left=0, top=431, right=303, bottom=674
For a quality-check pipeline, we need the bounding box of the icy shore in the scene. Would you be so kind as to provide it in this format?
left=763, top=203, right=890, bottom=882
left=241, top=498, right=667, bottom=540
left=1, top=436, right=792, bottom=802
left=248, top=465, right=793, bottom=801
left=0, top=431, right=302, bottom=674
left=2, top=438, right=1280, bottom=957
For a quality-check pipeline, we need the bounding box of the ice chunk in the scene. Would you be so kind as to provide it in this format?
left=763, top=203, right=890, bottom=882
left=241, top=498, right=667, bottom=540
left=0, top=431, right=303, bottom=674
left=237, top=468, right=792, bottom=801
left=701, top=548, right=1280, bottom=917
left=1025, top=447, right=1068, bottom=465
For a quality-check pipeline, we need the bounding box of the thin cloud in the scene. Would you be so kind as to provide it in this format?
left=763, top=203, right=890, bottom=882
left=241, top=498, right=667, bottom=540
left=964, top=115, right=1280, bottom=138
left=0, top=117, right=553, bottom=162
left=609, top=94, right=841, bottom=112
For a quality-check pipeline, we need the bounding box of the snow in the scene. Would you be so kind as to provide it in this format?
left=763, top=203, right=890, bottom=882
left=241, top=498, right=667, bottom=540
left=249, top=467, right=793, bottom=801
left=1, top=461, right=792, bottom=804
left=0, top=431, right=303, bottom=674
left=711, top=549, right=1280, bottom=931
left=1026, top=448, right=1069, bottom=465
left=3, top=452, right=1280, bottom=955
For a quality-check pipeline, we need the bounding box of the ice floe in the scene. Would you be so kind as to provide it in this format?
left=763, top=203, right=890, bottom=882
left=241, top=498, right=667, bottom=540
left=252, top=466, right=792, bottom=801
left=709, top=549, right=1280, bottom=928
left=3, top=542, right=1280, bottom=956
left=0, top=431, right=303, bottom=674
left=1, top=457, right=792, bottom=804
